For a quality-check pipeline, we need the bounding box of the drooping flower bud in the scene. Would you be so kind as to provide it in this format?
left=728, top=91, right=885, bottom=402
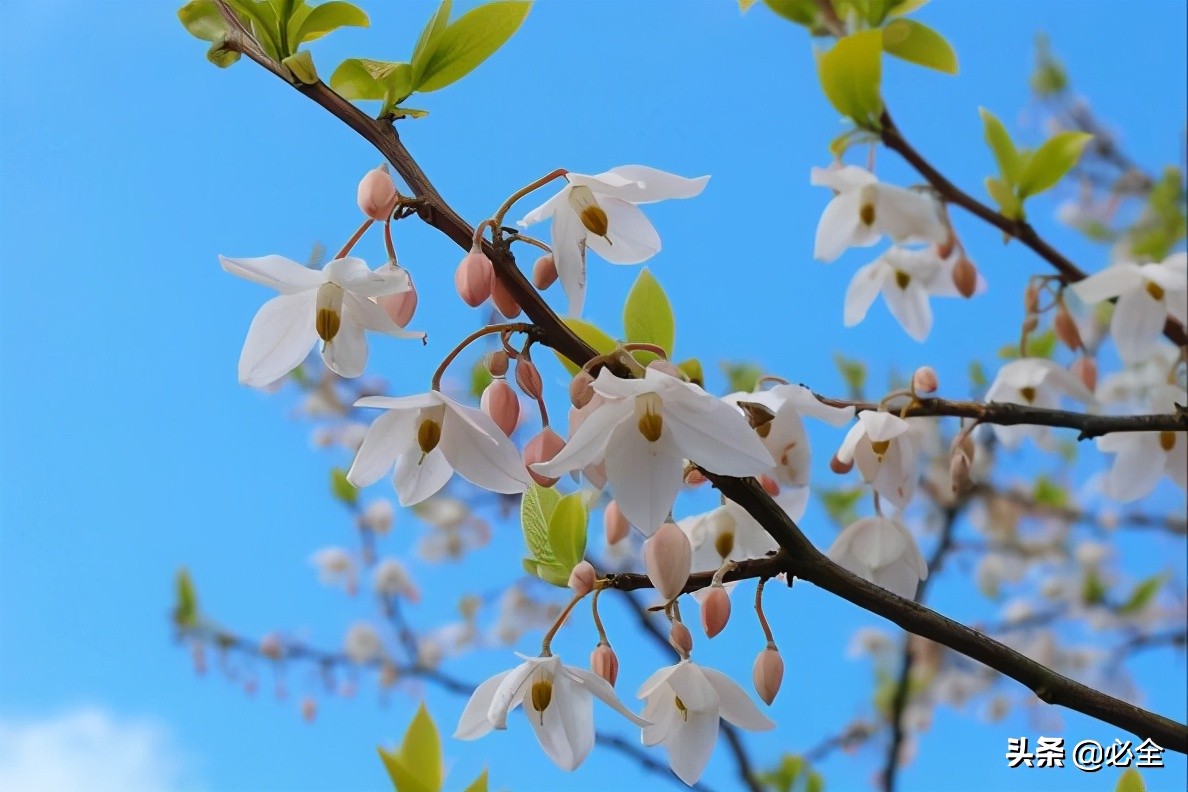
left=491, top=275, right=521, bottom=319
left=1071, top=355, right=1097, bottom=393
left=949, top=447, right=972, bottom=494
left=604, top=500, right=630, bottom=545
left=378, top=272, right=417, bottom=327
left=951, top=257, right=978, bottom=299
left=357, top=164, right=397, bottom=221
left=532, top=254, right=558, bottom=289
left=830, top=453, right=854, bottom=475
left=301, top=697, right=318, bottom=722
left=701, top=585, right=731, bottom=638
left=752, top=647, right=784, bottom=705
left=486, top=350, right=509, bottom=377
left=1024, top=280, right=1042, bottom=315
left=568, top=560, right=596, bottom=596
left=1054, top=302, right=1083, bottom=351
left=684, top=466, right=707, bottom=486
left=644, top=521, right=692, bottom=601
left=515, top=359, right=544, bottom=400
left=455, top=246, right=494, bottom=307
left=481, top=379, right=520, bottom=437
left=569, top=370, right=595, bottom=408
left=646, top=358, right=681, bottom=378
left=524, top=427, right=565, bottom=487
left=259, top=632, right=284, bottom=660
left=911, top=366, right=939, bottom=394
left=669, top=621, right=694, bottom=654
left=379, top=662, right=399, bottom=689
left=590, top=643, right=619, bottom=686
left=757, top=474, right=780, bottom=497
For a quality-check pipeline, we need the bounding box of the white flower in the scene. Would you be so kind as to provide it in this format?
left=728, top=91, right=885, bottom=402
left=372, top=558, right=419, bottom=601
left=811, top=166, right=948, bottom=263
left=310, top=546, right=355, bottom=591
left=1096, top=385, right=1188, bottom=502
left=454, top=655, right=648, bottom=771
left=343, top=622, right=383, bottom=664
left=1069, top=253, right=1187, bottom=364
left=518, top=166, right=709, bottom=315
left=984, top=358, right=1096, bottom=449
left=843, top=247, right=967, bottom=341
left=347, top=391, right=530, bottom=506
left=220, top=254, right=423, bottom=387
left=638, top=659, right=775, bottom=785
left=836, top=411, right=918, bottom=508
left=532, top=369, right=775, bottom=535
left=827, top=516, right=928, bottom=600
left=680, top=500, right=779, bottom=572
left=358, top=499, right=395, bottom=534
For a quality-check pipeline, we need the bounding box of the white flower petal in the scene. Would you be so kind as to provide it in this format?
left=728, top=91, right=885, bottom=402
left=602, top=165, right=710, bottom=203
left=663, top=395, right=775, bottom=476
left=321, top=314, right=369, bottom=379
left=394, top=447, right=454, bottom=507
left=641, top=693, right=679, bottom=747
left=533, top=398, right=634, bottom=476
left=1069, top=263, right=1142, bottom=304
left=774, top=384, right=855, bottom=426
left=835, top=420, right=865, bottom=465
left=1105, top=435, right=1165, bottom=502
left=355, top=393, right=441, bottom=412
left=454, top=670, right=511, bottom=740
left=664, top=662, right=720, bottom=712
left=636, top=663, right=681, bottom=700
left=874, top=556, right=923, bottom=600
left=565, top=666, right=651, bottom=727
left=843, top=261, right=886, bottom=327
left=325, top=256, right=411, bottom=297
left=527, top=673, right=590, bottom=771
left=882, top=280, right=932, bottom=341
left=701, top=667, right=775, bottom=731
left=814, top=191, right=862, bottom=263
left=811, top=165, right=876, bottom=192
left=517, top=189, right=566, bottom=227
left=237, top=291, right=319, bottom=387
left=220, top=254, right=324, bottom=293
left=1112, top=289, right=1166, bottom=364
left=488, top=660, right=542, bottom=729
left=1166, top=435, right=1187, bottom=489
left=440, top=404, right=531, bottom=494
left=347, top=409, right=416, bottom=487
left=550, top=202, right=589, bottom=316
left=666, top=711, right=719, bottom=786
left=875, top=185, right=947, bottom=245
left=345, top=292, right=426, bottom=340
left=604, top=421, right=684, bottom=535
left=585, top=198, right=661, bottom=264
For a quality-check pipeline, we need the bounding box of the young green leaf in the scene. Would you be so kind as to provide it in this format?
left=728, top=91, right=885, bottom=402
left=554, top=318, right=618, bottom=375
left=763, top=0, right=818, bottom=26
left=817, top=29, right=884, bottom=128
left=226, top=0, right=283, bottom=60
left=676, top=357, right=704, bottom=387
left=462, top=769, right=489, bottom=792
left=291, top=1, right=369, bottom=45
left=984, top=176, right=1022, bottom=220
left=179, top=0, right=230, bottom=41
left=1115, top=768, right=1146, bottom=792
left=547, top=492, right=588, bottom=571
left=978, top=107, right=1021, bottom=184
left=521, top=484, right=560, bottom=564
left=881, top=19, right=957, bottom=74
left=174, top=567, right=199, bottom=628
left=1118, top=574, right=1165, bottom=615
left=623, top=268, right=675, bottom=362
left=330, top=58, right=412, bottom=105
left=378, top=701, right=443, bottom=792
left=1016, top=131, right=1093, bottom=198
left=410, top=0, right=454, bottom=87
left=415, top=1, right=531, bottom=93
left=330, top=467, right=358, bottom=505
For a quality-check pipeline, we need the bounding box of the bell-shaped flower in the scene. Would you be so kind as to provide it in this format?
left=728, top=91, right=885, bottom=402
left=843, top=246, right=971, bottom=341
left=309, top=546, right=355, bottom=593
left=372, top=558, right=419, bottom=602
left=531, top=369, right=775, bottom=535
left=836, top=411, right=918, bottom=509
left=343, top=622, right=384, bottom=664
left=518, top=166, right=709, bottom=316
left=1068, top=252, right=1187, bottom=364
left=347, top=391, right=531, bottom=506
left=984, top=358, right=1096, bottom=449
left=681, top=500, right=779, bottom=572
left=827, top=516, right=928, bottom=600
left=638, top=659, right=775, bottom=785
left=454, top=654, right=648, bottom=771
left=811, top=166, right=948, bottom=263
left=220, top=254, right=424, bottom=387
left=1096, top=385, right=1188, bottom=502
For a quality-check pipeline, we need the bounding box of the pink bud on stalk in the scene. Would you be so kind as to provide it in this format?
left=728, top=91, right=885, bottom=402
left=357, top=164, right=397, bottom=221
left=644, top=521, right=692, bottom=601
left=669, top=621, right=694, bottom=654
left=259, top=632, right=284, bottom=660
left=491, top=275, right=521, bottom=319
left=377, top=273, right=418, bottom=327
left=569, top=370, right=595, bottom=408
left=757, top=474, right=780, bottom=497
left=701, top=585, right=731, bottom=638
left=301, top=697, right=318, bottom=723
left=524, top=427, right=566, bottom=487
left=951, top=257, right=978, bottom=299
left=455, top=246, right=494, bottom=307
left=1054, top=302, right=1083, bottom=351
left=911, top=366, right=939, bottom=395
left=515, top=359, right=544, bottom=400
left=568, top=560, right=596, bottom=596
left=830, top=454, right=854, bottom=475
left=590, top=643, right=619, bottom=686
left=1072, top=356, right=1097, bottom=392
left=532, top=254, right=558, bottom=289
left=486, top=350, right=509, bottom=377
left=752, top=647, right=784, bottom=705
left=604, top=501, right=630, bottom=545
left=480, top=379, right=520, bottom=437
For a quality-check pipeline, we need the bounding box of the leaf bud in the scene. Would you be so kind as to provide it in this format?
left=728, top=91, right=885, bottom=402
left=377, top=271, right=417, bottom=327
left=515, top=358, right=544, bottom=400
left=1071, top=355, right=1097, bottom=393
left=757, top=474, right=780, bottom=497
left=646, top=358, right=681, bottom=378
left=829, top=453, right=854, bottom=475
left=491, top=275, right=521, bottom=319
left=669, top=621, right=694, bottom=655
left=569, top=370, right=595, bottom=408
left=951, top=256, right=978, bottom=299
left=1054, top=301, right=1083, bottom=351
left=281, top=50, right=318, bottom=85
left=486, top=350, right=509, bottom=377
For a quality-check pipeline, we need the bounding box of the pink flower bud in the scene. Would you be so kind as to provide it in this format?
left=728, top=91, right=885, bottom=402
left=949, top=448, right=972, bottom=494
left=936, top=233, right=956, bottom=260
left=952, top=257, right=978, bottom=299
left=524, top=427, right=566, bottom=487
left=590, top=643, right=619, bottom=686
left=701, top=585, right=731, bottom=638
left=1054, top=302, right=1083, bottom=351
left=301, top=697, right=318, bottom=722
left=357, top=164, right=397, bottom=221
left=379, top=662, right=399, bottom=688
left=646, top=358, right=681, bottom=378
left=604, top=500, right=630, bottom=545
left=455, top=247, right=494, bottom=307
left=569, top=370, right=595, bottom=408
left=911, top=366, right=939, bottom=395
left=486, top=350, right=509, bottom=377
left=752, top=647, right=784, bottom=705
left=644, top=521, right=692, bottom=601
left=669, top=621, right=694, bottom=654
left=491, top=275, right=521, bottom=319
left=377, top=274, right=417, bottom=327
left=568, top=560, right=596, bottom=596
left=259, top=632, right=284, bottom=660
left=684, top=466, right=707, bottom=486
left=515, top=359, right=544, bottom=400
left=757, top=474, right=780, bottom=497
left=830, top=454, right=853, bottom=475
left=1072, top=356, right=1097, bottom=393
left=480, top=379, right=520, bottom=437
left=532, top=254, right=558, bottom=289
left=1024, top=281, right=1042, bottom=315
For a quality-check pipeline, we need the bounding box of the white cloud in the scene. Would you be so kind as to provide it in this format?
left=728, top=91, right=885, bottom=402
left=0, top=707, right=198, bottom=792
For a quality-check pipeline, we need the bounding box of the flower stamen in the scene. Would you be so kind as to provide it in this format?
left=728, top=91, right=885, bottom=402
left=530, top=677, right=554, bottom=725
left=635, top=393, right=664, bottom=442
left=1146, top=280, right=1166, bottom=301
left=315, top=282, right=345, bottom=343
left=568, top=185, right=610, bottom=238
left=1160, top=431, right=1177, bottom=452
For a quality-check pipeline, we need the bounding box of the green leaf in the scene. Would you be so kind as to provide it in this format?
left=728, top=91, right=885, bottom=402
left=330, top=58, right=413, bottom=108
left=805, top=769, right=825, bottom=792
left=819, top=488, right=864, bottom=527
left=415, top=1, right=531, bottom=93
left=1115, top=768, right=1146, bottom=792
left=292, top=1, right=368, bottom=44
left=1032, top=474, right=1067, bottom=509
left=547, top=492, right=588, bottom=571
left=410, top=0, right=453, bottom=87
left=967, top=360, right=986, bottom=389
left=1082, top=568, right=1108, bottom=606
left=523, top=559, right=572, bottom=587
left=833, top=352, right=867, bottom=400
left=470, top=359, right=494, bottom=399
left=330, top=467, right=358, bottom=505
left=179, top=0, right=228, bottom=41
left=521, top=484, right=560, bottom=564
left=763, top=0, right=818, bottom=26
left=226, top=0, right=283, bottom=60
left=881, top=19, right=957, bottom=74
left=282, top=50, right=319, bottom=84
left=978, top=108, right=1020, bottom=184
left=554, top=318, right=618, bottom=375
left=720, top=360, right=763, bottom=394
left=379, top=702, right=443, bottom=792
left=817, top=29, right=884, bottom=128
left=462, top=769, right=489, bottom=792
left=1119, top=574, right=1165, bottom=615
left=887, top=0, right=930, bottom=15
left=676, top=357, right=704, bottom=388
left=206, top=38, right=242, bottom=67
left=389, top=106, right=430, bottom=120
left=174, top=567, right=199, bottom=628
left=1016, top=131, right=1093, bottom=198
left=984, top=176, right=1021, bottom=221
left=623, top=268, right=676, bottom=362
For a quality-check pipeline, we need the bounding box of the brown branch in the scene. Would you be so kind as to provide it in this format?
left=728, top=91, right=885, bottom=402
left=969, top=482, right=1188, bottom=536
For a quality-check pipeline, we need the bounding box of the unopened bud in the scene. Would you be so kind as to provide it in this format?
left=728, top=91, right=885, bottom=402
left=1024, top=281, right=1042, bottom=315
left=757, top=474, right=780, bottom=497
left=752, top=647, right=784, bottom=705
left=524, top=427, right=565, bottom=487
left=830, top=454, right=854, bottom=475
left=701, top=585, right=731, bottom=638
left=515, top=359, right=544, bottom=400
left=491, top=275, right=521, bottom=319
left=301, top=697, right=318, bottom=722
left=455, top=247, right=494, bottom=307
left=481, top=379, right=520, bottom=437
left=604, top=500, right=630, bottom=545
left=377, top=273, right=418, bottom=327
left=936, top=232, right=956, bottom=260
left=911, top=366, right=939, bottom=394
left=568, top=560, right=596, bottom=596
left=486, top=350, right=509, bottom=377
left=1054, top=302, right=1083, bottom=351
left=949, top=447, right=972, bottom=494
left=259, top=632, right=284, bottom=660
left=379, top=662, right=399, bottom=688
left=357, top=164, right=397, bottom=222
left=1071, top=356, right=1097, bottom=393
left=644, top=521, right=692, bottom=601
left=951, top=257, right=978, bottom=299
left=281, top=50, right=319, bottom=85
left=532, top=254, right=558, bottom=289
left=646, top=358, right=681, bottom=378
left=669, top=621, right=694, bottom=654
left=590, top=643, right=619, bottom=686
left=569, top=371, right=595, bottom=408
left=684, top=466, right=708, bottom=486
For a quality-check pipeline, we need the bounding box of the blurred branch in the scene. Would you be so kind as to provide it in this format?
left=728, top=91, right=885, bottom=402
left=969, top=482, right=1188, bottom=536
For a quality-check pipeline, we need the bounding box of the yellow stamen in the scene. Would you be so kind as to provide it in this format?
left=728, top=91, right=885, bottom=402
left=315, top=308, right=340, bottom=342
left=1019, top=386, right=1037, bottom=403
left=1160, top=431, right=1176, bottom=452
left=870, top=439, right=891, bottom=459
left=755, top=420, right=772, bottom=439
left=894, top=270, right=911, bottom=290
left=858, top=184, right=878, bottom=227
left=635, top=393, right=664, bottom=442
left=530, top=678, right=553, bottom=725
left=417, top=419, right=442, bottom=454
left=715, top=529, right=735, bottom=561
left=315, top=282, right=346, bottom=342
left=674, top=695, right=688, bottom=721
left=1146, top=280, right=1166, bottom=301
left=568, top=185, right=610, bottom=237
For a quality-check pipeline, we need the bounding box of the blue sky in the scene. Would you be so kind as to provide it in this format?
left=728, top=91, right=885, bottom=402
left=1, top=1, right=1185, bottom=791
